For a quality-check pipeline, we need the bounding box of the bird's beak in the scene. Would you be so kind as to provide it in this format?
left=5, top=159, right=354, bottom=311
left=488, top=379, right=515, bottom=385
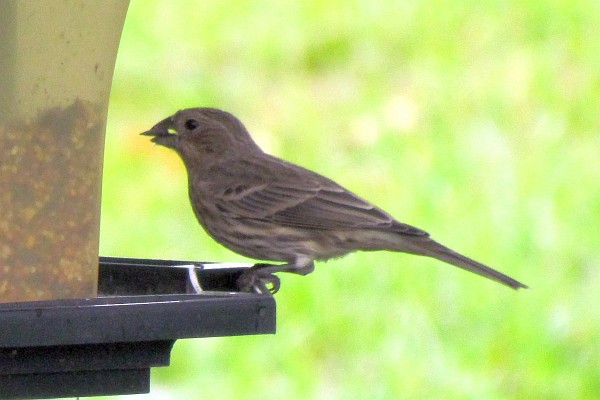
left=140, top=116, right=177, bottom=148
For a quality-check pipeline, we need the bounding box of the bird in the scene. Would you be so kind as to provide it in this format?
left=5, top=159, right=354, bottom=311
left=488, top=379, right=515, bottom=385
left=141, top=107, right=527, bottom=294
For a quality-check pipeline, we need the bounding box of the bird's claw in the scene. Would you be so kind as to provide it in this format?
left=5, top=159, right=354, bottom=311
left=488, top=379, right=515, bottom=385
left=236, top=269, right=281, bottom=294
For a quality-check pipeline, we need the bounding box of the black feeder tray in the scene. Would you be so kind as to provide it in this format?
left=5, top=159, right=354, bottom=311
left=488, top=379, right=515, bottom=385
left=0, top=257, right=276, bottom=399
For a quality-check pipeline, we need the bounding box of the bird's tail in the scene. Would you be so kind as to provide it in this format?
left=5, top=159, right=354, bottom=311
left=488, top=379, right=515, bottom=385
left=395, top=236, right=528, bottom=290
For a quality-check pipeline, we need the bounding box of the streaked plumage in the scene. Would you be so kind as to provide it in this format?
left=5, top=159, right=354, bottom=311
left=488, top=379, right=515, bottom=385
left=142, top=107, right=527, bottom=293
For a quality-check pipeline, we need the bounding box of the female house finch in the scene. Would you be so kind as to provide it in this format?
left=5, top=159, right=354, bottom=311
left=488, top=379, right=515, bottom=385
left=142, top=108, right=527, bottom=294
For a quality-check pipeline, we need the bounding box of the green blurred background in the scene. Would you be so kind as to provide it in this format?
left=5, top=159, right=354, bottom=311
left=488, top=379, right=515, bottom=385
left=99, top=0, right=600, bottom=398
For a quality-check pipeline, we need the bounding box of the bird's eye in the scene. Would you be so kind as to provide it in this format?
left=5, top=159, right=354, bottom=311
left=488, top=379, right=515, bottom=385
left=185, top=119, right=199, bottom=130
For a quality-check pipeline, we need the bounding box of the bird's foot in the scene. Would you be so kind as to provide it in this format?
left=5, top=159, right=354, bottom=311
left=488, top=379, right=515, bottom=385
left=236, top=264, right=281, bottom=294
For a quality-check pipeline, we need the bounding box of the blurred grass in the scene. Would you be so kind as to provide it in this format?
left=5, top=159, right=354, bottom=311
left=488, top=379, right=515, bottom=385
left=100, top=0, right=600, bottom=398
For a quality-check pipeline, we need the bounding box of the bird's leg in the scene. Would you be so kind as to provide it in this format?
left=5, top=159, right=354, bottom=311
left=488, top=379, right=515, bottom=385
left=236, top=258, right=315, bottom=294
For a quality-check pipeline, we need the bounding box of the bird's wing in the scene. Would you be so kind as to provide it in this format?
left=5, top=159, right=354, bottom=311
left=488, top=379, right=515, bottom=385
left=215, top=179, right=428, bottom=236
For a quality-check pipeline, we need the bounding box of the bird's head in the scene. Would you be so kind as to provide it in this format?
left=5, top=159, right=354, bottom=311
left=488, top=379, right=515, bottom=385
left=141, top=108, right=262, bottom=164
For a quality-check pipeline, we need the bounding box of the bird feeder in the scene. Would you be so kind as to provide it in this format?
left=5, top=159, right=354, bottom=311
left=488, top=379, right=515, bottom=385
left=0, top=1, right=275, bottom=398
